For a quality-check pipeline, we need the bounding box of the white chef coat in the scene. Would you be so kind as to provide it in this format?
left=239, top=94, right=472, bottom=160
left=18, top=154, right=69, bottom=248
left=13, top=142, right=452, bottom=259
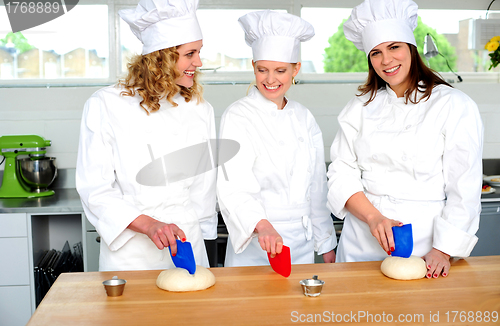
left=217, top=86, right=336, bottom=267
left=76, top=85, right=217, bottom=271
left=327, top=85, right=483, bottom=262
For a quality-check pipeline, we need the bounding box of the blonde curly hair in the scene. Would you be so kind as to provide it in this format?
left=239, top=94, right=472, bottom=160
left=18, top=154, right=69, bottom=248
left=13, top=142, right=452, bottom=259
left=118, top=47, right=203, bottom=114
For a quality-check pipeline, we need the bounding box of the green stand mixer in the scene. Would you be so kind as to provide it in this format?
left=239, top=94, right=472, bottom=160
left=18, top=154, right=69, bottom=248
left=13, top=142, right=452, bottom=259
left=0, top=135, right=58, bottom=198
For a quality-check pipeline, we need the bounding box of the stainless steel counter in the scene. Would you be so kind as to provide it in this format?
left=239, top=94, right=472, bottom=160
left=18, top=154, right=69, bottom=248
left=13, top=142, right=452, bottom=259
left=481, top=191, right=500, bottom=202
left=0, top=188, right=83, bottom=213
left=0, top=186, right=497, bottom=214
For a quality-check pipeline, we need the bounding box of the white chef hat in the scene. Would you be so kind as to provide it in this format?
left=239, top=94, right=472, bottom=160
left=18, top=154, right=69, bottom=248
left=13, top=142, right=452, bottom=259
left=343, top=0, right=418, bottom=56
left=118, top=0, right=202, bottom=55
left=238, top=10, right=314, bottom=63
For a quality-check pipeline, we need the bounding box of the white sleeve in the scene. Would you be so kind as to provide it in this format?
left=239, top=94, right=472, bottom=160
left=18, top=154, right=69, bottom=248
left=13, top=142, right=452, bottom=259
left=327, top=99, right=365, bottom=219
left=434, top=92, right=483, bottom=257
left=76, top=94, right=142, bottom=251
left=216, top=108, right=266, bottom=254
left=309, top=117, right=337, bottom=254
left=189, top=103, right=217, bottom=240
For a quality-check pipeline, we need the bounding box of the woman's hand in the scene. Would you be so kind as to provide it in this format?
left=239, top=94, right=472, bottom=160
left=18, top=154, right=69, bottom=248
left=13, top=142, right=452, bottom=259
left=422, top=248, right=451, bottom=279
left=322, top=250, right=336, bottom=263
left=345, top=192, right=402, bottom=255
left=128, top=214, right=186, bottom=255
left=366, top=214, right=403, bottom=255
left=254, top=219, right=283, bottom=258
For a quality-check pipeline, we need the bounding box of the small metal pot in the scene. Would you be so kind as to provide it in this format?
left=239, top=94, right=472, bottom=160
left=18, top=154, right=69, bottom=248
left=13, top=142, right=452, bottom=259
left=299, top=275, right=324, bottom=297
left=103, top=278, right=127, bottom=297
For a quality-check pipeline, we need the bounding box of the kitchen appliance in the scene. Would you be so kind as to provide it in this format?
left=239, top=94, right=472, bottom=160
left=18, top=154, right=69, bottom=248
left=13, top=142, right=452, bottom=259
left=0, top=134, right=57, bottom=198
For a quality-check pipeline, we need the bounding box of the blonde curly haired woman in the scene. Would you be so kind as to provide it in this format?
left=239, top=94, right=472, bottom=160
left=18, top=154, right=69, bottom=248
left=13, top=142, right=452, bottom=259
left=76, top=0, right=217, bottom=271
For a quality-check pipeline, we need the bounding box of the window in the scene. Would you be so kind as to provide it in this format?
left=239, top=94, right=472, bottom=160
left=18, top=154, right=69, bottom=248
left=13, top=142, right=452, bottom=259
left=0, top=4, right=109, bottom=82
left=300, top=7, right=352, bottom=74
left=1, top=0, right=499, bottom=86
left=119, top=9, right=269, bottom=77
left=301, top=7, right=500, bottom=76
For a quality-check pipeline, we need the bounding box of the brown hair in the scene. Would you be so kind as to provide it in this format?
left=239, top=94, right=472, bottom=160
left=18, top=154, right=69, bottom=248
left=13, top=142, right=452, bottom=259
left=357, top=44, right=452, bottom=106
left=118, top=47, right=203, bottom=114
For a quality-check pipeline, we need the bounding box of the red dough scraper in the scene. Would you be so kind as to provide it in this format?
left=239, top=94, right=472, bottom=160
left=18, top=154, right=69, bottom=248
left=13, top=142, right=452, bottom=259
left=267, top=245, right=291, bottom=277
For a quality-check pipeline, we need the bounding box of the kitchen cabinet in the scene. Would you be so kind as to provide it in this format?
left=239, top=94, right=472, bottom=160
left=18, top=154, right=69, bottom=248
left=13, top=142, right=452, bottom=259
left=0, top=213, right=32, bottom=326
left=471, top=202, right=500, bottom=256
left=0, top=214, right=30, bottom=285
left=0, top=286, right=32, bottom=326
left=85, top=218, right=100, bottom=272
left=0, top=189, right=99, bottom=325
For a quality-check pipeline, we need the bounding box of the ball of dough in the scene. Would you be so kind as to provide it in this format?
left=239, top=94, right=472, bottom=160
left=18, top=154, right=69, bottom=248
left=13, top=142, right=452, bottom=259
left=156, top=266, right=216, bottom=292
left=381, top=256, right=427, bottom=280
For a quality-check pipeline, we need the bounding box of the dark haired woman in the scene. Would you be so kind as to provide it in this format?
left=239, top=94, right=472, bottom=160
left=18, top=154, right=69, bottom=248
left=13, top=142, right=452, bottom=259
left=76, top=0, right=216, bottom=271
left=327, top=0, right=483, bottom=279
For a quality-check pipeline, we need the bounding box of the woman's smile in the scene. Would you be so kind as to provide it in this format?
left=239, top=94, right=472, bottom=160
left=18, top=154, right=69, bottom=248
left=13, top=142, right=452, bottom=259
left=383, top=65, right=401, bottom=75
left=263, top=84, right=281, bottom=91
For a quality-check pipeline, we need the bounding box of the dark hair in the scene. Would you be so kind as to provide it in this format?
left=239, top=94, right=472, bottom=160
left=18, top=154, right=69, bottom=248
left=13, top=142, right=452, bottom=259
left=357, top=43, right=452, bottom=106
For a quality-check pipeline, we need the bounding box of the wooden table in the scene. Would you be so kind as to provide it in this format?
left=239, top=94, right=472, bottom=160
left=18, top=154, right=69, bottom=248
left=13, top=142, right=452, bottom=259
left=27, top=256, right=500, bottom=325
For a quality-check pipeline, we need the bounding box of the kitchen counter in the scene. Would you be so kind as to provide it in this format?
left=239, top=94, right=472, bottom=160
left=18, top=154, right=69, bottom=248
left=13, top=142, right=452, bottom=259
left=0, top=189, right=83, bottom=213
left=0, top=187, right=497, bottom=211
left=27, top=256, right=500, bottom=326
left=481, top=190, right=500, bottom=202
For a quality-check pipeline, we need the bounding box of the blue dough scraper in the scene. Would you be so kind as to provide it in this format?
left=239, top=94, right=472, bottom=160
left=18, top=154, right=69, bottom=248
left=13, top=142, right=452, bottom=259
left=391, top=223, right=413, bottom=258
left=169, top=239, right=196, bottom=274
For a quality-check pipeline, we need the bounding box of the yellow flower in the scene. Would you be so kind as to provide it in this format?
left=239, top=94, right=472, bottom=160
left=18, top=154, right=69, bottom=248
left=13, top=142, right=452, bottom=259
left=485, top=40, right=499, bottom=51
left=486, top=36, right=500, bottom=70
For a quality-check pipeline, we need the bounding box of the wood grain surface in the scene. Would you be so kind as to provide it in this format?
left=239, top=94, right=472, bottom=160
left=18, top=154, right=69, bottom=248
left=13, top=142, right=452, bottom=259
left=27, top=256, right=500, bottom=325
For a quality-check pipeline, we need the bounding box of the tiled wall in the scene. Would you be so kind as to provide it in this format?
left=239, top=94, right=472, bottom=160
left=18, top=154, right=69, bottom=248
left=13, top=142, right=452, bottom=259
left=0, top=82, right=498, bottom=170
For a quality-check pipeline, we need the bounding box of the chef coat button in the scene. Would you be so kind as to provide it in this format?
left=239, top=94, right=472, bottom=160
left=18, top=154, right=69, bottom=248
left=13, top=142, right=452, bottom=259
left=279, top=140, right=284, bottom=146
left=373, top=154, right=378, bottom=160
left=307, top=167, right=311, bottom=172
left=288, top=111, right=293, bottom=116
left=377, top=125, right=383, bottom=130
left=307, top=196, right=310, bottom=201
left=271, top=112, right=277, bottom=117
left=402, top=155, right=407, bottom=161
left=298, top=137, right=304, bottom=142
left=290, top=171, right=293, bottom=176
left=405, top=125, right=411, bottom=130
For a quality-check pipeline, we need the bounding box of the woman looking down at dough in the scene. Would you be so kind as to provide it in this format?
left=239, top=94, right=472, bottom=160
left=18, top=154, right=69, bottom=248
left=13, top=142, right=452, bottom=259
left=217, top=10, right=337, bottom=267
left=76, top=0, right=217, bottom=271
left=327, top=0, right=483, bottom=278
